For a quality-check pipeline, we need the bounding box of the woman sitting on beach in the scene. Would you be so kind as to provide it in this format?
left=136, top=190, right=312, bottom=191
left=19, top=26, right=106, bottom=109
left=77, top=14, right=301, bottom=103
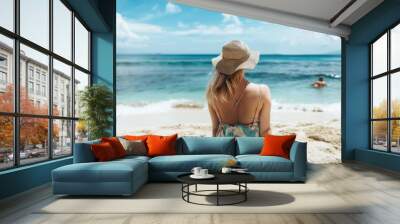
left=206, top=40, right=271, bottom=137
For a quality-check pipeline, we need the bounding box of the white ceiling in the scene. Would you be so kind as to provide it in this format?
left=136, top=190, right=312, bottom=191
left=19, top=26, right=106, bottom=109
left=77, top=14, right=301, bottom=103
left=173, top=0, right=384, bottom=38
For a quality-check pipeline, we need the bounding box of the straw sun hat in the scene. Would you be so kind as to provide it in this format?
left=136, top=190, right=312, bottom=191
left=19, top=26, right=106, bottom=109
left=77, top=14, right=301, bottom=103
left=212, top=40, right=260, bottom=75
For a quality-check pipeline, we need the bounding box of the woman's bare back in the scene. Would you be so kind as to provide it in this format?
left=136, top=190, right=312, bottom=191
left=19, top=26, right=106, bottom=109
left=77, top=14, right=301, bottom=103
left=209, top=82, right=272, bottom=136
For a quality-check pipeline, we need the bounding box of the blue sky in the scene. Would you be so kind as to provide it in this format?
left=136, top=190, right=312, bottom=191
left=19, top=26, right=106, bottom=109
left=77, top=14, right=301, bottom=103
left=117, top=0, right=341, bottom=54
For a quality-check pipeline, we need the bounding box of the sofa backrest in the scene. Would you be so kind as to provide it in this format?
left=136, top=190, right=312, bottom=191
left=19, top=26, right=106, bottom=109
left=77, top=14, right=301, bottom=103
left=73, top=139, right=100, bottom=163
left=177, top=136, right=236, bottom=155
left=236, top=137, right=264, bottom=155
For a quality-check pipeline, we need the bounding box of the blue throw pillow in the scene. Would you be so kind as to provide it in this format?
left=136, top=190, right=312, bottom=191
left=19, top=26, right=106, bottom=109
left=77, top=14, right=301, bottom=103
left=178, top=136, right=235, bottom=155
left=236, top=137, right=264, bottom=155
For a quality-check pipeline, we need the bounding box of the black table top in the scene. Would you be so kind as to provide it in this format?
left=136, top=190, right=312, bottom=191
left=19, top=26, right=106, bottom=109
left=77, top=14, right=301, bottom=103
left=177, top=172, right=255, bottom=185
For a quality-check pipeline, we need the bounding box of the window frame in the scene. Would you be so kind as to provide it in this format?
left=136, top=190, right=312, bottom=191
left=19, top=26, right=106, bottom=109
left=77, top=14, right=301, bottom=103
left=0, top=0, right=92, bottom=171
left=370, top=20, right=400, bottom=154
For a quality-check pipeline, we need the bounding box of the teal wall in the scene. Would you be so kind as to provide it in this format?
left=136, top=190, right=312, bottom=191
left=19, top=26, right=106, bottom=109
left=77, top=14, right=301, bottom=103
left=0, top=0, right=116, bottom=200
left=92, top=32, right=115, bottom=135
left=343, top=0, right=400, bottom=171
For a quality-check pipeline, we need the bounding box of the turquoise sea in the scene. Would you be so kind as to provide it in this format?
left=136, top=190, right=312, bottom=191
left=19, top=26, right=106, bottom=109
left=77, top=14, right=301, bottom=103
left=116, top=54, right=341, bottom=114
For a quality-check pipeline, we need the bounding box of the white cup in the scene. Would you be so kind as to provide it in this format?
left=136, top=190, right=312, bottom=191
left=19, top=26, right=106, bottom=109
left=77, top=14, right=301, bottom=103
left=191, top=167, right=202, bottom=176
left=221, top=167, right=232, bottom=174
left=200, top=169, right=208, bottom=176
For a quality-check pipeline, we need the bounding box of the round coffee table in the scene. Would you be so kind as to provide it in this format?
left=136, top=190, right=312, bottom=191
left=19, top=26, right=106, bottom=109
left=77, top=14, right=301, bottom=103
left=177, top=173, right=255, bottom=206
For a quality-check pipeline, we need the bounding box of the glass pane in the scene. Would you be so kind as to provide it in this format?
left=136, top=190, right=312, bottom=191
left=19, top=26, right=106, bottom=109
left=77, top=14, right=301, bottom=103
left=74, top=69, right=89, bottom=118
left=0, top=0, right=14, bottom=31
left=0, top=35, right=14, bottom=112
left=53, top=0, right=72, bottom=60
left=75, top=120, right=88, bottom=143
left=372, top=121, right=388, bottom=151
left=20, top=44, right=49, bottom=115
left=372, top=33, right=387, bottom=76
left=20, top=0, right=49, bottom=49
left=53, top=59, right=72, bottom=117
left=392, top=24, right=400, bottom=70
left=372, top=77, right=387, bottom=119
left=20, top=117, right=49, bottom=165
left=0, top=116, right=13, bottom=170
left=74, top=18, right=89, bottom=70
left=392, top=72, right=400, bottom=118
left=391, top=120, right=400, bottom=153
left=53, top=119, right=72, bottom=157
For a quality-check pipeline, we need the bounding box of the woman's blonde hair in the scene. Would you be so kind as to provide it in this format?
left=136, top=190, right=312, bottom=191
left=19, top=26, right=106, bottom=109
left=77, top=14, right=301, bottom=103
left=206, top=69, right=245, bottom=105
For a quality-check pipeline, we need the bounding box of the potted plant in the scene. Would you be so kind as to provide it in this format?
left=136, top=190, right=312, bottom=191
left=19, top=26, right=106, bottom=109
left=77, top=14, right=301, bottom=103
left=79, top=84, right=113, bottom=140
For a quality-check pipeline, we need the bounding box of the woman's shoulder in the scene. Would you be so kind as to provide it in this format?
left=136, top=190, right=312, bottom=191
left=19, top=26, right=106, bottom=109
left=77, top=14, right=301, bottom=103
left=248, top=83, right=270, bottom=97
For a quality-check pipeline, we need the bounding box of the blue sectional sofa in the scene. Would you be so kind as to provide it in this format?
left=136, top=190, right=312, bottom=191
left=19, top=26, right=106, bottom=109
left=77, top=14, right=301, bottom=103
left=52, top=137, right=307, bottom=196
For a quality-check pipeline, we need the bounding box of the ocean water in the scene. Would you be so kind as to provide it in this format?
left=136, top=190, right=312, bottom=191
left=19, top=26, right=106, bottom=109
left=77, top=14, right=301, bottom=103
left=116, top=54, right=341, bottom=114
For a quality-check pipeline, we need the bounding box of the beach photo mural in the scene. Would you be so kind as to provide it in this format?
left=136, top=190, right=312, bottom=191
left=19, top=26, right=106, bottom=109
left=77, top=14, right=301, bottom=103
left=116, top=0, right=341, bottom=163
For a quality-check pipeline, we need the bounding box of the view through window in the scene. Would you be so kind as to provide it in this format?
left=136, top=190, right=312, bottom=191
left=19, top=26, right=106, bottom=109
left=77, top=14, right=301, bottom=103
left=371, top=23, right=400, bottom=153
left=0, top=0, right=91, bottom=170
left=116, top=1, right=342, bottom=163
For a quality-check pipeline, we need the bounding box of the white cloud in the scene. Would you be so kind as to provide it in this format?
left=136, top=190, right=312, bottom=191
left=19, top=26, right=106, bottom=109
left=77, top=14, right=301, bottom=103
left=117, top=13, right=162, bottom=40
left=116, top=13, right=163, bottom=51
left=222, top=13, right=241, bottom=26
left=165, top=2, right=182, bottom=14
left=174, top=13, right=243, bottom=36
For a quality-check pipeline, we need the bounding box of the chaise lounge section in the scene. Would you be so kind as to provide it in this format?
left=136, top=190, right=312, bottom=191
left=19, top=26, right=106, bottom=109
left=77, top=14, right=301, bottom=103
left=52, top=137, right=307, bottom=196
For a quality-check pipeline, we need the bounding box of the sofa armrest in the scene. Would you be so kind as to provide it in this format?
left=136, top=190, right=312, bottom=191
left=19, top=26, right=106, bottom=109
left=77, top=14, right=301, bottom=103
left=289, top=141, right=307, bottom=181
left=73, top=140, right=100, bottom=163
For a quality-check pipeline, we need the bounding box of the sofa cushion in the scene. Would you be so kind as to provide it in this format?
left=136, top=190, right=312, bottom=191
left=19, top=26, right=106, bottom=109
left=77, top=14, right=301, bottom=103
left=147, top=134, right=178, bottom=157
left=260, top=134, right=296, bottom=159
left=178, top=137, right=235, bottom=155
left=149, top=154, right=235, bottom=172
left=101, top=137, right=127, bottom=158
left=53, top=158, right=147, bottom=183
left=236, top=155, right=293, bottom=172
left=236, top=137, right=263, bottom=155
left=73, top=140, right=100, bottom=163
left=91, top=142, right=118, bottom=161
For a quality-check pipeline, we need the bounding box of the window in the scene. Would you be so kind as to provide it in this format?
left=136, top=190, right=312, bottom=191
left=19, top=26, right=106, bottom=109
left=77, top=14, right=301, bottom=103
left=0, top=116, right=13, bottom=170
left=35, top=84, right=40, bottom=95
left=0, top=55, right=7, bottom=67
left=53, top=59, right=72, bottom=117
left=0, top=0, right=14, bottom=31
left=53, top=0, right=72, bottom=60
left=74, top=18, right=89, bottom=70
left=29, top=67, right=34, bottom=80
left=20, top=0, right=49, bottom=49
left=0, top=34, right=13, bottom=113
left=0, top=0, right=91, bottom=170
left=0, top=71, right=6, bottom=84
left=53, top=119, right=72, bottom=158
left=370, top=23, right=400, bottom=153
left=28, top=81, right=34, bottom=94
left=42, top=85, right=46, bottom=97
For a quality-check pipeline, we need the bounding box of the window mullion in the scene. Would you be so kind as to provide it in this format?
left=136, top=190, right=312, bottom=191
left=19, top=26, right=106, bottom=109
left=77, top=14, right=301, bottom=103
left=388, top=30, right=391, bottom=152
left=71, top=10, right=76, bottom=155
left=48, top=0, right=54, bottom=160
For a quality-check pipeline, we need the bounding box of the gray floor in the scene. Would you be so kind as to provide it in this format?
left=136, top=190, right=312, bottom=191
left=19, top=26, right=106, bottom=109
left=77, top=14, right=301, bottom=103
left=1, top=162, right=400, bottom=224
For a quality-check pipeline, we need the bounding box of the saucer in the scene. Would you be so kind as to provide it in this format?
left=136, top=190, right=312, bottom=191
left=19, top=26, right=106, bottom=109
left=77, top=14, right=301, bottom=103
left=190, top=174, right=215, bottom=179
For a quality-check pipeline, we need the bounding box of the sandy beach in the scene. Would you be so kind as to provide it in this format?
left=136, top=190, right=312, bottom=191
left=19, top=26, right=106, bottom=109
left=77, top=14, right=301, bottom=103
left=117, top=105, right=341, bottom=164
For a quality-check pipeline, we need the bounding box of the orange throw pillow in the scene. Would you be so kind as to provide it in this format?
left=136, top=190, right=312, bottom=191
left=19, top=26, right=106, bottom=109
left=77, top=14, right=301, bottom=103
left=91, top=142, right=117, bottom=162
left=101, top=137, right=126, bottom=158
left=260, top=134, right=296, bottom=159
left=146, top=134, right=178, bottom=157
